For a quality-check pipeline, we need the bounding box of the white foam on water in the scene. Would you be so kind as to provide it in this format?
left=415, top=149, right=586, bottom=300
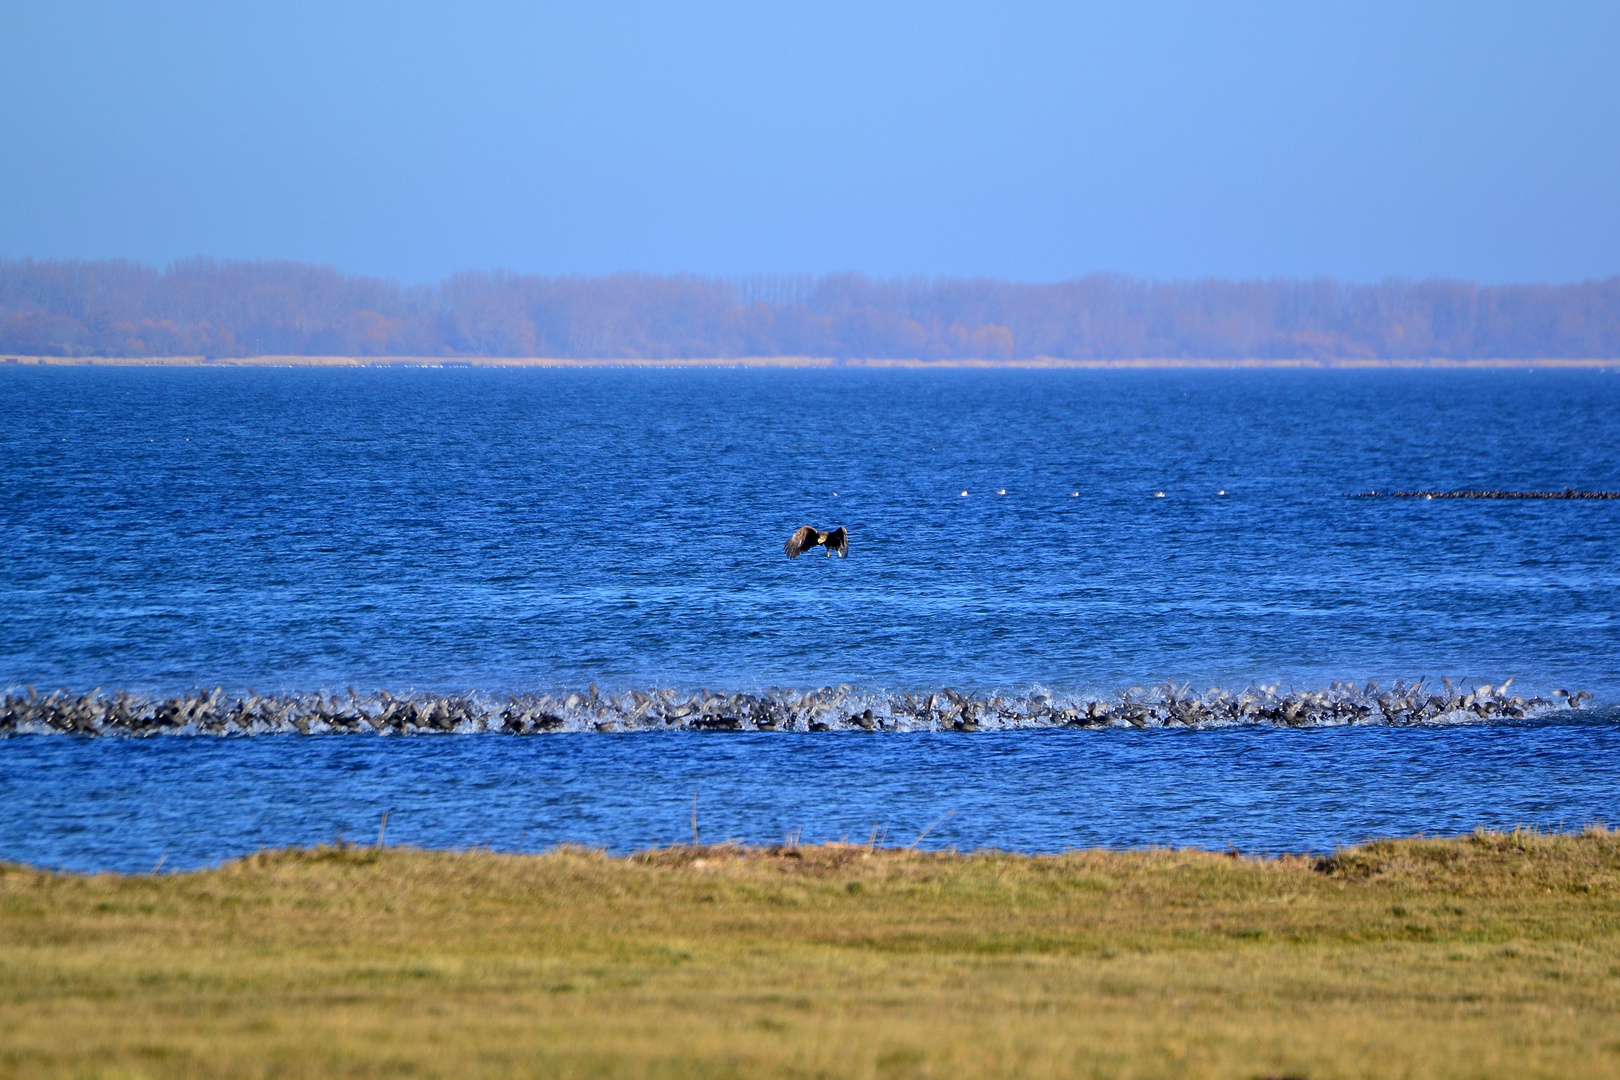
left=0, top=680, right=1599, bottom=737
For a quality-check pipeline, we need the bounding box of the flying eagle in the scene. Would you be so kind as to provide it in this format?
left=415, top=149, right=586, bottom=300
left=784, top=525, right=848, bottom=559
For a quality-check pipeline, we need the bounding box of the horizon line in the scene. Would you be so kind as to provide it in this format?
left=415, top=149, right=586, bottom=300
left=5, top=355, right=1616, bottom=370
left=5, top=258, right=1620, bottom=290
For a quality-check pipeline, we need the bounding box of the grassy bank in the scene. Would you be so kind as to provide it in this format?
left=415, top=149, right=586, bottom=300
left=2, top=830, right=1618, bottom=1079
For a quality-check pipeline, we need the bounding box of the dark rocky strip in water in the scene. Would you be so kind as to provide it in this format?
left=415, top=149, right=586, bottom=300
left=1353, top=489, right=1620, bottom=499
left=0, top=679, right=1594, bottom=736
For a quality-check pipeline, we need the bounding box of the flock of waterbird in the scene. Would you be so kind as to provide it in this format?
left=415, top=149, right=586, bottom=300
left=795, top=487, right=1617, bottom=506
left=0, top=678, right=1595, bottom=737
left=1354, top=489, right=1620, bottom=500
left=7, top=490, right=1606, bottom=738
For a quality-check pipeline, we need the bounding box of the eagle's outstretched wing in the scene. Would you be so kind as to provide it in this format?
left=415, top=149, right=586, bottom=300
left=784, top=525, right=820, bottom=559
left=825, top=526, right=848, bottom=558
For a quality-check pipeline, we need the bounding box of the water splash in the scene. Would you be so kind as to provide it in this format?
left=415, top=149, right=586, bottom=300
left=0, top=678, right=1595, bottom=736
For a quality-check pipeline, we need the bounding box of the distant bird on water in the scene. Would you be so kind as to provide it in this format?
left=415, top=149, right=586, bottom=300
left=784, top=525, right=849, bottom=559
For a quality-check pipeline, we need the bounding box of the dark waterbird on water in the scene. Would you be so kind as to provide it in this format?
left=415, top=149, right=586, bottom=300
left=784, top=525, right=848, bottom=559
left=1353, top=488, right=1620, bottom=500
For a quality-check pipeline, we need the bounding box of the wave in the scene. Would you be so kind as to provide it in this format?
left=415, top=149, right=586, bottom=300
left=0, top=679, right=1600, bottom=736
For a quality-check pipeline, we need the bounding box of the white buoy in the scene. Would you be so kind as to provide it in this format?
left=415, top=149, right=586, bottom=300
left=1154, top=491, right=1166, bottom=498
left=960, top=490, right=969, bottom=497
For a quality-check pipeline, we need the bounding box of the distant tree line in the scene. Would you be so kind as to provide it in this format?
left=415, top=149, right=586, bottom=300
left=2, top=257, right=1618, bottom=359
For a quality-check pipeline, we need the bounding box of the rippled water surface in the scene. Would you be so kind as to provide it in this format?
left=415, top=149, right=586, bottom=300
left=3, top=365, right=1618, bottom=867
left=4, top=721, right=1619, bottom=873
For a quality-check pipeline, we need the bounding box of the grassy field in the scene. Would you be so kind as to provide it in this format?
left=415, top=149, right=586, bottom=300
left=2, top=830, right=1618, bottom=1080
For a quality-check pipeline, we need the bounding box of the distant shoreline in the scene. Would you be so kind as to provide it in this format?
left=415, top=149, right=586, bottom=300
left=3, top=354, right=1616, bottom=370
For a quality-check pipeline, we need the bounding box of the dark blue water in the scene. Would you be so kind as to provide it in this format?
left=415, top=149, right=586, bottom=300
left=4, top=724, right=1619, bottom=873
left=3, top=366, right=1618, bottom=867
left=5, top=365, right=1619, bottom=694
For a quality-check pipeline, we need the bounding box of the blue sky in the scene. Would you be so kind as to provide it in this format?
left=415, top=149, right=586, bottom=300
left=2, top=1, right=1616, bottom=283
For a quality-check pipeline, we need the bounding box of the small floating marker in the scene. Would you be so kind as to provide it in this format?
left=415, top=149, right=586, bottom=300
left=995, top=489, right=1006, bottom=496
left=1154, top=491, right=1166, bottom=498
left=1070, top=491, right=1079, bottom=497
left=1217, top=489, right=1226, bottom=496
left=960, top=490, right=969, bottom=497
left=832, top=492, right=838, bottom=497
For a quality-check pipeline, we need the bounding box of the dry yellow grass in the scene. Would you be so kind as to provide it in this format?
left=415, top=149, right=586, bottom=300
left=3, top=829, right=1619, bottom=1079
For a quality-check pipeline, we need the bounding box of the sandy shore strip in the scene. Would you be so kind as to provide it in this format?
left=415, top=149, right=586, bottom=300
left=3, top=353, right=1617, bottom=369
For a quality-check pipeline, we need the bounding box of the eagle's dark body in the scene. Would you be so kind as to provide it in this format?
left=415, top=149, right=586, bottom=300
left=785, top=525, right=848, bottom=559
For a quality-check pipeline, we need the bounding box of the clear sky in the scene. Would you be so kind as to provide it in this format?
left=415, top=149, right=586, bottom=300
left=2, top=1, right=1616, bottom=284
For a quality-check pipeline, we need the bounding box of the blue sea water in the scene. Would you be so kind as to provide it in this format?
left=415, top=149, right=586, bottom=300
left=6, top=724, right=1620, bottom=874
left=2, top=365, right=1618, bottom=868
